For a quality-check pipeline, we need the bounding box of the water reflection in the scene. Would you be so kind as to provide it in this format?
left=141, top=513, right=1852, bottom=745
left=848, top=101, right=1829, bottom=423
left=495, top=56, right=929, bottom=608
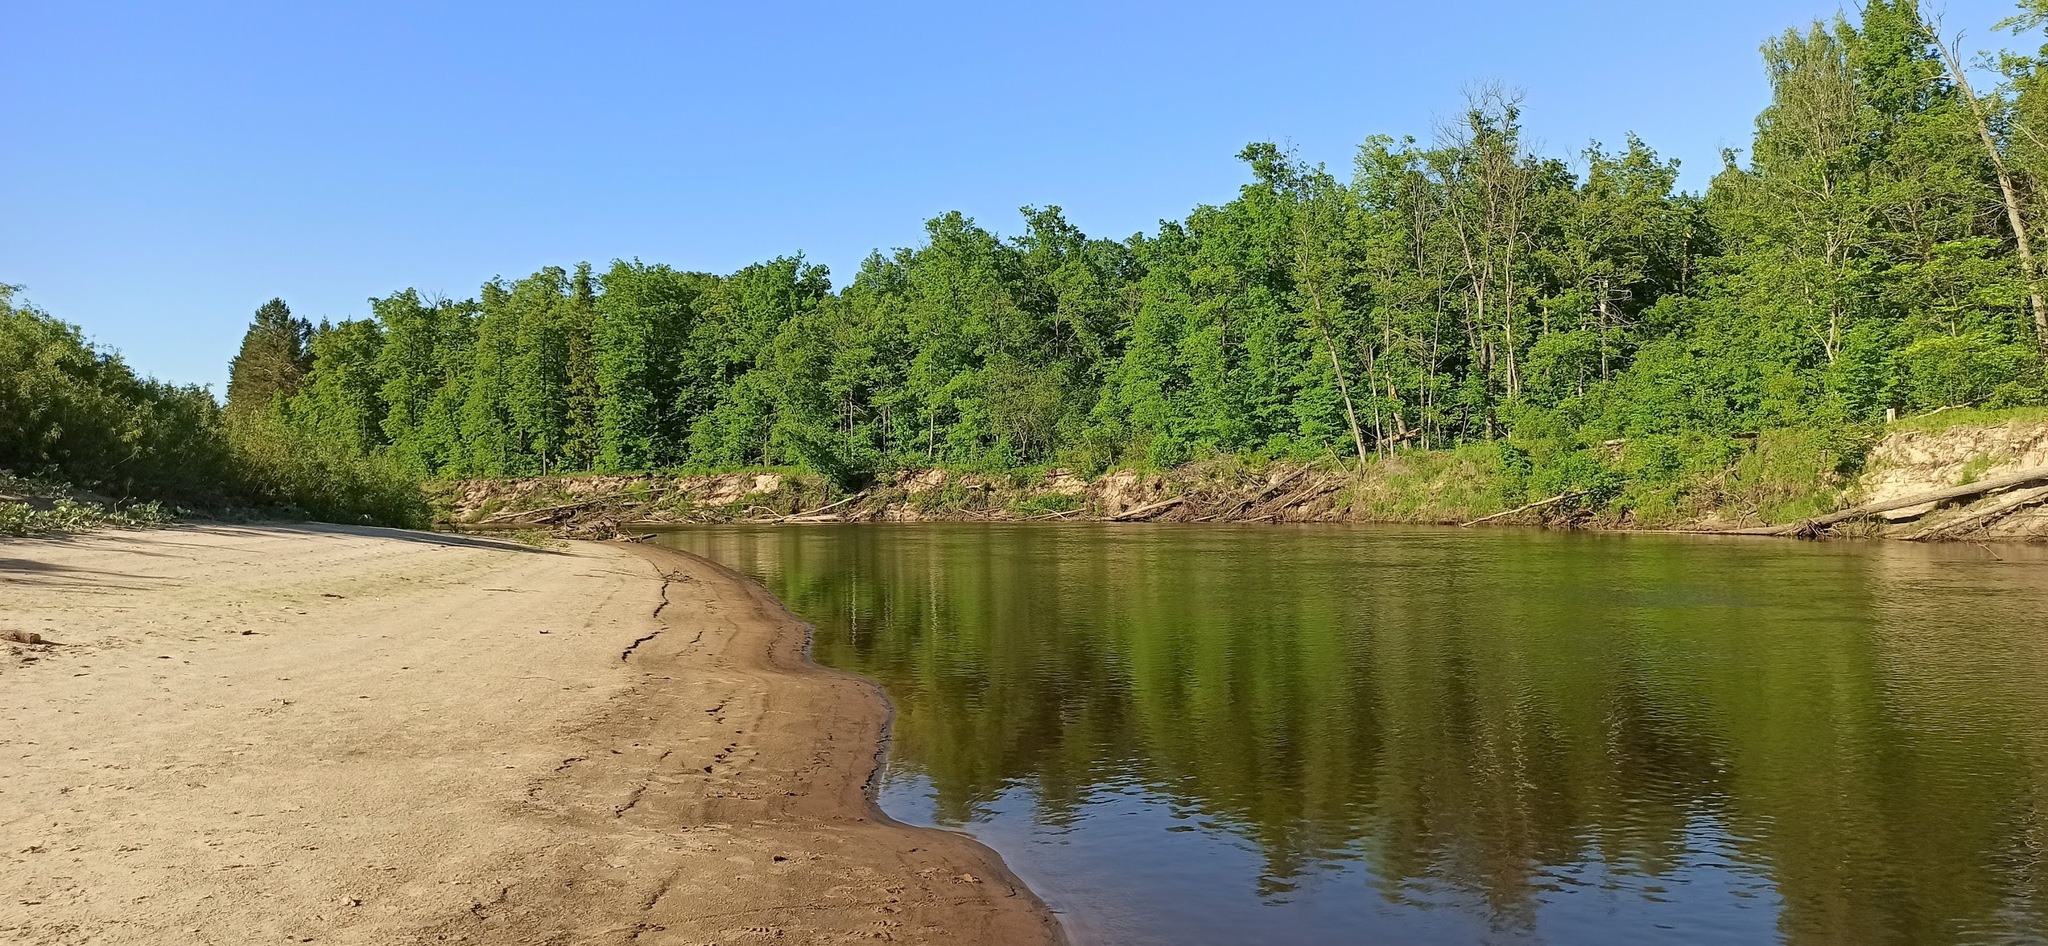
left=656, top=525, right=2048, bottom=946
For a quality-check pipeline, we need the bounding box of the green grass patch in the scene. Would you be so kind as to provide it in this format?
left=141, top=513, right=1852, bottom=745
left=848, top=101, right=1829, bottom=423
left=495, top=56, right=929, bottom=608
left=1011, top=492, right=1082, bottom=517
left=1891, top=405, right=2048, bottom=433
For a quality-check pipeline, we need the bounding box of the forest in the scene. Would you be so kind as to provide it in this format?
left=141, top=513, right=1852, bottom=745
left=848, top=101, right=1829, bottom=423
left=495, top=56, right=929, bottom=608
left=11, top=1, right=2048, bottom=526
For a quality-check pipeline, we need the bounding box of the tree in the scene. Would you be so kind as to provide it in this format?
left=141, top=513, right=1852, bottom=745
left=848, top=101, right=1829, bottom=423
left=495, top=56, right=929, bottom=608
left=226, top=298, right=311, bottom=418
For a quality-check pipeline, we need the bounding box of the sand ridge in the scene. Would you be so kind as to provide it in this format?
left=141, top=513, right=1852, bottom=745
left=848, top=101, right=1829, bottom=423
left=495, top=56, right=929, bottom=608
left=0, top=524, right=1062, bottom=945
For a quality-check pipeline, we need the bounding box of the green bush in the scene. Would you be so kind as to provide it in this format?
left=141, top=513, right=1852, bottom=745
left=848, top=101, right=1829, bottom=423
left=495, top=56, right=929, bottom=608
left=227, top=414, right=432, bottom=528
left=1, top=288, right=234, bottom=501
left=2, top=288, right=428, bottom=528
left=1894, top=334, right=2044, bottom=412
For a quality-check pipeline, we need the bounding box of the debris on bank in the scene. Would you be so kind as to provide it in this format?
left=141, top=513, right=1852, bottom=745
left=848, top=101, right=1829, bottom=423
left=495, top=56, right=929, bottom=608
left=434, top=416, right=2048, bottom=544
left=1801, top=419, right=2048, bottom=541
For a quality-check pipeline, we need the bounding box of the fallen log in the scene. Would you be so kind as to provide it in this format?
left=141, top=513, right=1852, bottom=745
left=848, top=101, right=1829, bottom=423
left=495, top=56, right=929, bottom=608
left=1109, top=496, right=1186, bottom=522
left=1461, top=493, right=1572, bottom=528
left=1903, top=484, right=2048, bottom=541
left=1775, top=466, right=2048, bottom=536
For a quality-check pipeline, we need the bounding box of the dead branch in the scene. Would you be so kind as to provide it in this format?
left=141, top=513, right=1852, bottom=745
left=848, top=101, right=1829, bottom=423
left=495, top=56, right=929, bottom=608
left=1903, top=485, right=2048, bottom=541
left=777, top=492, right=866, bottom=522
left=1109, top=496, right=1187, bottom=522
left=482, top=499, right=602, bottom=523
left=1461, top=493, right=1572, bottom=528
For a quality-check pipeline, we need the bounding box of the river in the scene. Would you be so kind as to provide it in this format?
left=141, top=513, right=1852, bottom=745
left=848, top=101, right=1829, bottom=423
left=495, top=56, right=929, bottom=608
left=653, top=524, right=2048, bottom=946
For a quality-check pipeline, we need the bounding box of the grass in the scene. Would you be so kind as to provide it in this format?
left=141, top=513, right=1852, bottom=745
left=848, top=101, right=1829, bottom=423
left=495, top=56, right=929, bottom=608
left=502, top=528, right=567, bottom=550
left=1956, top=453, right=2000, bottom=486
left=1890, top=405, right=2048, bottom=433
left=1343, top=444, right=1512, bottom=523
left=1010, top=492, right=1082, bottom=517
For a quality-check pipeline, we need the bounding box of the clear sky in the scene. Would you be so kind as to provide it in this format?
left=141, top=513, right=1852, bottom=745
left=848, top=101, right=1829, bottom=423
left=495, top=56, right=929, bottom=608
left=2, top=0, right=2028, bottom=392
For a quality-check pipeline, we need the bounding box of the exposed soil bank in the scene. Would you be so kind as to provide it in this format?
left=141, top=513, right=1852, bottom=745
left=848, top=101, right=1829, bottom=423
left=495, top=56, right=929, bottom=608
left=442, top=418, right=2048, bottom=542
left=0, top=524, right=1062, bottom=945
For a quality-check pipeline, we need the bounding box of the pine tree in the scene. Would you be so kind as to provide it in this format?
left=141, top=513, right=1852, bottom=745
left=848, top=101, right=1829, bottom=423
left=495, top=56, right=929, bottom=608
left=225, top=298, right=311, bottom=418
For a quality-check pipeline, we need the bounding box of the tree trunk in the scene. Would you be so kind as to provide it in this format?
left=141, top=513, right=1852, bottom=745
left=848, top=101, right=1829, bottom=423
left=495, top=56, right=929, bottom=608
left=1936, top=34, right=2048, bottom=354
left=1320, top=322, right=1371, bottom=469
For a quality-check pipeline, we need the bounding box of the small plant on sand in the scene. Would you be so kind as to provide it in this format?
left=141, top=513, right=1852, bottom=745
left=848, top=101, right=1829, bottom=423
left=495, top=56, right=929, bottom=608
left=1955, top=453, right=2000, bottom=486
left=503, top=528, right=566, bottom=550
left=0, top=473, right=176, bottom=536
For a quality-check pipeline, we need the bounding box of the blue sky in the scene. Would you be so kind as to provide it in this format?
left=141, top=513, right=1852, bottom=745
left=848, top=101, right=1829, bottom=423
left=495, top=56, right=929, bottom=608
left=2, top=0, right=2028, bottom=391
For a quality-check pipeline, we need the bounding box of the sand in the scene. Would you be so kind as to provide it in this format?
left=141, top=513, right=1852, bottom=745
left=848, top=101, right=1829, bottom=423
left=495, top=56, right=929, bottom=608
left=0, top=524, right=1063, bottom=945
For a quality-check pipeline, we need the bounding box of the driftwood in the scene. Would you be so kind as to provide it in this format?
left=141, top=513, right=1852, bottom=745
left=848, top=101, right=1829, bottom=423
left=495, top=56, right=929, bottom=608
left=1903, top=485, right=2048, bottom=541
left=483, top=499, right=602, bottom=524
left=1461, top=493, right=1572, bottom=528
left=1773, top=466, right=2048, bottom=536
left=1212, top=467, right=1307, bottom=521
left=1110, top=496, right=1186, bottom=522
left=1256, top=466, right=1311, bottom=501
left=1249, top=477, right=1344, bottom=521
left=777, top=492, right=866, bottom=523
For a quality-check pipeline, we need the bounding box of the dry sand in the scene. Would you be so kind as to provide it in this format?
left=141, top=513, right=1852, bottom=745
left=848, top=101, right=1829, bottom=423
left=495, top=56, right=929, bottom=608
left=0, top=524, right=1063, bottom=945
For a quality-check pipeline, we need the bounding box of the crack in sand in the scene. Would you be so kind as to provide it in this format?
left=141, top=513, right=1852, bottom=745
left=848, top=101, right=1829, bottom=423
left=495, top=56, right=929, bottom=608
left=640, top=872, right=680, bottom=910
left=619, top=571, right=680, bottom=661
left=613, top=783, right=648, bottom=819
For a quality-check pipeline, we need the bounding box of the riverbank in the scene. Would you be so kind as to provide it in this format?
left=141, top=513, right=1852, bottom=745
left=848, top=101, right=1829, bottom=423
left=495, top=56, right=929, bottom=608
left=0, top=524, right=1062, bottom=945
left=439, top=413, right=2048, bottom=542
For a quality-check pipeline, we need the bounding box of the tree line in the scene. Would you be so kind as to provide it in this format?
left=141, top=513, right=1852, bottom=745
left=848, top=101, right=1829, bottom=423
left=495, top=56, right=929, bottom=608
left=2, top=286, right=427, bottom=525
left=210, top=2, right=2048, bottom=496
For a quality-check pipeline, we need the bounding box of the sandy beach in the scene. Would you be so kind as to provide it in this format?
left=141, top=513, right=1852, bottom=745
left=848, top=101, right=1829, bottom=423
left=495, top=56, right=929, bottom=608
left=0, top=524, right=1062, bottom=945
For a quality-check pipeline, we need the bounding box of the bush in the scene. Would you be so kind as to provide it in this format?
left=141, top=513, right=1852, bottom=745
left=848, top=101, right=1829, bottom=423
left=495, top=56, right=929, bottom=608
left=1894, top=333, right=2044, bottom=412
left=228, top=414, right=432, bottom=528
left=2, top=287, right=429, bottom=528
left=1, top=289, right=235, bottom=501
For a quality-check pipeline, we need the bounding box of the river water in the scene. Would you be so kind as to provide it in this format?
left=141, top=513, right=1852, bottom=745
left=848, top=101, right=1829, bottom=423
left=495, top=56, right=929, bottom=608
left=653, top=524, right=2048, bottom=946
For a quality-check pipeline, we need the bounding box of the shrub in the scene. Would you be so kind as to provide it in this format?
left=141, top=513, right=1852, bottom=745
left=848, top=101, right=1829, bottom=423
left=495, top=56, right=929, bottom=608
left=227, top=414, right=432, bottom=528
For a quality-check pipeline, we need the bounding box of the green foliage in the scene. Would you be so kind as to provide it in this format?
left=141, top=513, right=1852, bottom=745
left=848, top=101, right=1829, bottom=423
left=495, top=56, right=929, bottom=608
left=256, top=0, right=2047, bottom=518
left=225, top=298, right=310, bottom=418
left=225, top=411, right=431, bottom=528
left=0, top=472, right=173, bottom=536
left=0, top=286, right=427, bottom=528
left=1009, top=491, right=1082, bottom=517
left=1891, top=403, right=2048, bottom=431
left=1, top=285, right=234, bottom=500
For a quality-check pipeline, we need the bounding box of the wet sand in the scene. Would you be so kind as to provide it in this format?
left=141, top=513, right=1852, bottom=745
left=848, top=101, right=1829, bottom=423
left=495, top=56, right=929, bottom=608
left=0, top=524, right=1062, bottom=945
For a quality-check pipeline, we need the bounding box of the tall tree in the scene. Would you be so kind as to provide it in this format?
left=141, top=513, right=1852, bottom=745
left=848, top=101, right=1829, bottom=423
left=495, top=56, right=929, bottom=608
left=225, top=298, right=311, bottom=418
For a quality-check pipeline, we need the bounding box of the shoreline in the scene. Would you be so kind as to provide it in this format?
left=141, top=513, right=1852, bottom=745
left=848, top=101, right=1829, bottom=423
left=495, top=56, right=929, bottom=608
left=615, top=541, right=1067, bottom=944
left=0, top=524, right=1063, bottom=945
left=440, top=447, right=2048, bottom=544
